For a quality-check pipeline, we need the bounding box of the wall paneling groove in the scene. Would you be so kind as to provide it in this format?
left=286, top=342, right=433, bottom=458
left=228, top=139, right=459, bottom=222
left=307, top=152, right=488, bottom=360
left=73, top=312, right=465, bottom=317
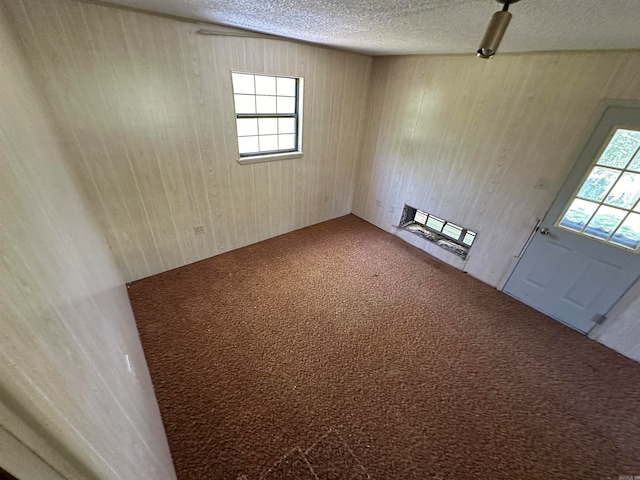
left=7, top=0, right=372, bottom=282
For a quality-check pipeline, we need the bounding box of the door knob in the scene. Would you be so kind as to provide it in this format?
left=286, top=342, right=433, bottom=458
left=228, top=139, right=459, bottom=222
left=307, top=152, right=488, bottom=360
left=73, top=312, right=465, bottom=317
left=539, top=228, right=550, bottom=235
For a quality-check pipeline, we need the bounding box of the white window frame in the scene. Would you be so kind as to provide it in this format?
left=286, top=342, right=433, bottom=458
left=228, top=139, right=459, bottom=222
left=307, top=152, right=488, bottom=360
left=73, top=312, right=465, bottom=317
left=556, top=126, right=640, bottom=252
left=231, top=71, right=304, bottom=165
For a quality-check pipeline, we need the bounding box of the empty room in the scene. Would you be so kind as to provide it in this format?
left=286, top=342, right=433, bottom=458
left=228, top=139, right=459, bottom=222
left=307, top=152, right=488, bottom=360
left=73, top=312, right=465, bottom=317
left=2, top=0, right=640, bottom=479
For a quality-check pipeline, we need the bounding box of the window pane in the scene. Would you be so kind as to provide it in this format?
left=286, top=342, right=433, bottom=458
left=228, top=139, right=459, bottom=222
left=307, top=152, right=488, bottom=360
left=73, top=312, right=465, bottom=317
left=236, top=118, right=258, bottom=136
left=233, top=73, right=300, bottom=159
left=258, top=118, right=277, bottom=135
left=255, top=75, right=276, bottom=95
left=610, top=213, right=640, bottom=249
left=259, top=135, right=278, bottom=152
left=442, top=223, right=463, bottom=240
left=596, top=129, right=640, bottom=169
left=278, top=134, right=296, bottom=150
left=277, top=96, right=296, bottom=114
left=256, top=96, right=277, bottom=114
left=583, top=205, right=626, bottom=239
left=231, top=73, right=254, bottom=94
left=604, top=172, right=640, bottom=209
left=426, top=216, right=445, bottom=232
left=414, top=210, right=428, bottom=224
left=278, top=117, right=296, bottom=134
left=462, top=231, right=476, bottom=246
left=277, top=77, right=296, bottom=96
left=234, top=94, right=256, bottom=114
left=559, top=198, right=598, bottom=232
left=628, top=153, right=640, bottom=172
left=238, top=136, right=259, bottom=154
left=576, top=166, right=621, bottom=202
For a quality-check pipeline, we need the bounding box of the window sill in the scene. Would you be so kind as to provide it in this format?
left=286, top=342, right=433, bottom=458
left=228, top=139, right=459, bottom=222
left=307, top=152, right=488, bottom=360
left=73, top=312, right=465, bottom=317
left=238, top=151, right=303, bottom=165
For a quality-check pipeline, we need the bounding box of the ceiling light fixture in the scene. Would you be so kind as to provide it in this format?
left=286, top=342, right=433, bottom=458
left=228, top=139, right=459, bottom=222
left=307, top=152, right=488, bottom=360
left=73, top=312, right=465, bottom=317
left=477, top=0, right=521, bottom=59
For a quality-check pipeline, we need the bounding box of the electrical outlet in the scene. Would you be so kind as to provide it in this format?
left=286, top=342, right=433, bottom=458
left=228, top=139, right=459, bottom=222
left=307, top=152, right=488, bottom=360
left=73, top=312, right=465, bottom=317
left=376, top=200, right=382, bottom=207
left=193, top=224, right=205, bottom=235
left=323, top=194, right=330, bottom=203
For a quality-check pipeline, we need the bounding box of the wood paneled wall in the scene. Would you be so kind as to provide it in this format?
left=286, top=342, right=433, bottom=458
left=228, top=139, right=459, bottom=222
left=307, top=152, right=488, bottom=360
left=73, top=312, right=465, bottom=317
left=353, top=51, right=640, bottom=361
left=354, top=52, right=640, bottom=287
left=5, top=2, right=639, bottom=366
left=0, top=3, right=176, bottom=478
left=6, top=0, right=371, bottom=282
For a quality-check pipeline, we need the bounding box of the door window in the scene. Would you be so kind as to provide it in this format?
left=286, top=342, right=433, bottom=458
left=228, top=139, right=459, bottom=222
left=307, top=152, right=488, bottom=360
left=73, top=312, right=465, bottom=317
left=558, top=128, right=640, bottom=251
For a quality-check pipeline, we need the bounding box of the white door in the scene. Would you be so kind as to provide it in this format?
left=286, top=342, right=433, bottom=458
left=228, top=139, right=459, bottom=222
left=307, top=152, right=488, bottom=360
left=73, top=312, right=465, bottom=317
left=504, top=106, right=640, bottom=333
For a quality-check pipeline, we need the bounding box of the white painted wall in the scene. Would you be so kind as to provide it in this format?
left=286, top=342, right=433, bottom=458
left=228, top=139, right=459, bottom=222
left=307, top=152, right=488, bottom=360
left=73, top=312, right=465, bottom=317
left=6, top=0, right=372, bottom=283
left=353, top=52, right=640, bottom=360
left=0, top=3, right=176, bottom=478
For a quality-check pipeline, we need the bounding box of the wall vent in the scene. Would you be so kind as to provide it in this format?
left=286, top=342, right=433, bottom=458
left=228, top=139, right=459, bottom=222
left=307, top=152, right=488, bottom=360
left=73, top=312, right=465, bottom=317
left=399, top=205, right=477, bottom=259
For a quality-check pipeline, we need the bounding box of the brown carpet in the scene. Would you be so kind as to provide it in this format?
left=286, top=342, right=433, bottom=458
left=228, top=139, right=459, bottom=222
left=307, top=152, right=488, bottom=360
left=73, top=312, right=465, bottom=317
left=129, top=215, right=640, bottom=480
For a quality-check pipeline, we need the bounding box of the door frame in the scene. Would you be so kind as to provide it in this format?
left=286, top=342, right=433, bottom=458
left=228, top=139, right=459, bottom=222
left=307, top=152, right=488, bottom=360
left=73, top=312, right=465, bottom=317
left=498, top=99, right=640, bottom=331
left=0, top=423, right=65, bottom=480
left=0, top=388, right=85, bottom=480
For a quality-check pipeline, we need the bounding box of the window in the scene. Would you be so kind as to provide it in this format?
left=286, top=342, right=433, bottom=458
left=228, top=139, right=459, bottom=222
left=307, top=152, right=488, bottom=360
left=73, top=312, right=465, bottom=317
left=231, top=72, right=303, bottom=162
left=399, top=205, right=477, bottom=258
left=558, top=128, right=640, bottom=251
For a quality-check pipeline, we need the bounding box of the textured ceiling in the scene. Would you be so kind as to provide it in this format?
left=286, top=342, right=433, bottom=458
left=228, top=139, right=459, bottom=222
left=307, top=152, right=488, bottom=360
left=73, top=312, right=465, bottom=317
left=97, top=0, right=640, bottom=55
